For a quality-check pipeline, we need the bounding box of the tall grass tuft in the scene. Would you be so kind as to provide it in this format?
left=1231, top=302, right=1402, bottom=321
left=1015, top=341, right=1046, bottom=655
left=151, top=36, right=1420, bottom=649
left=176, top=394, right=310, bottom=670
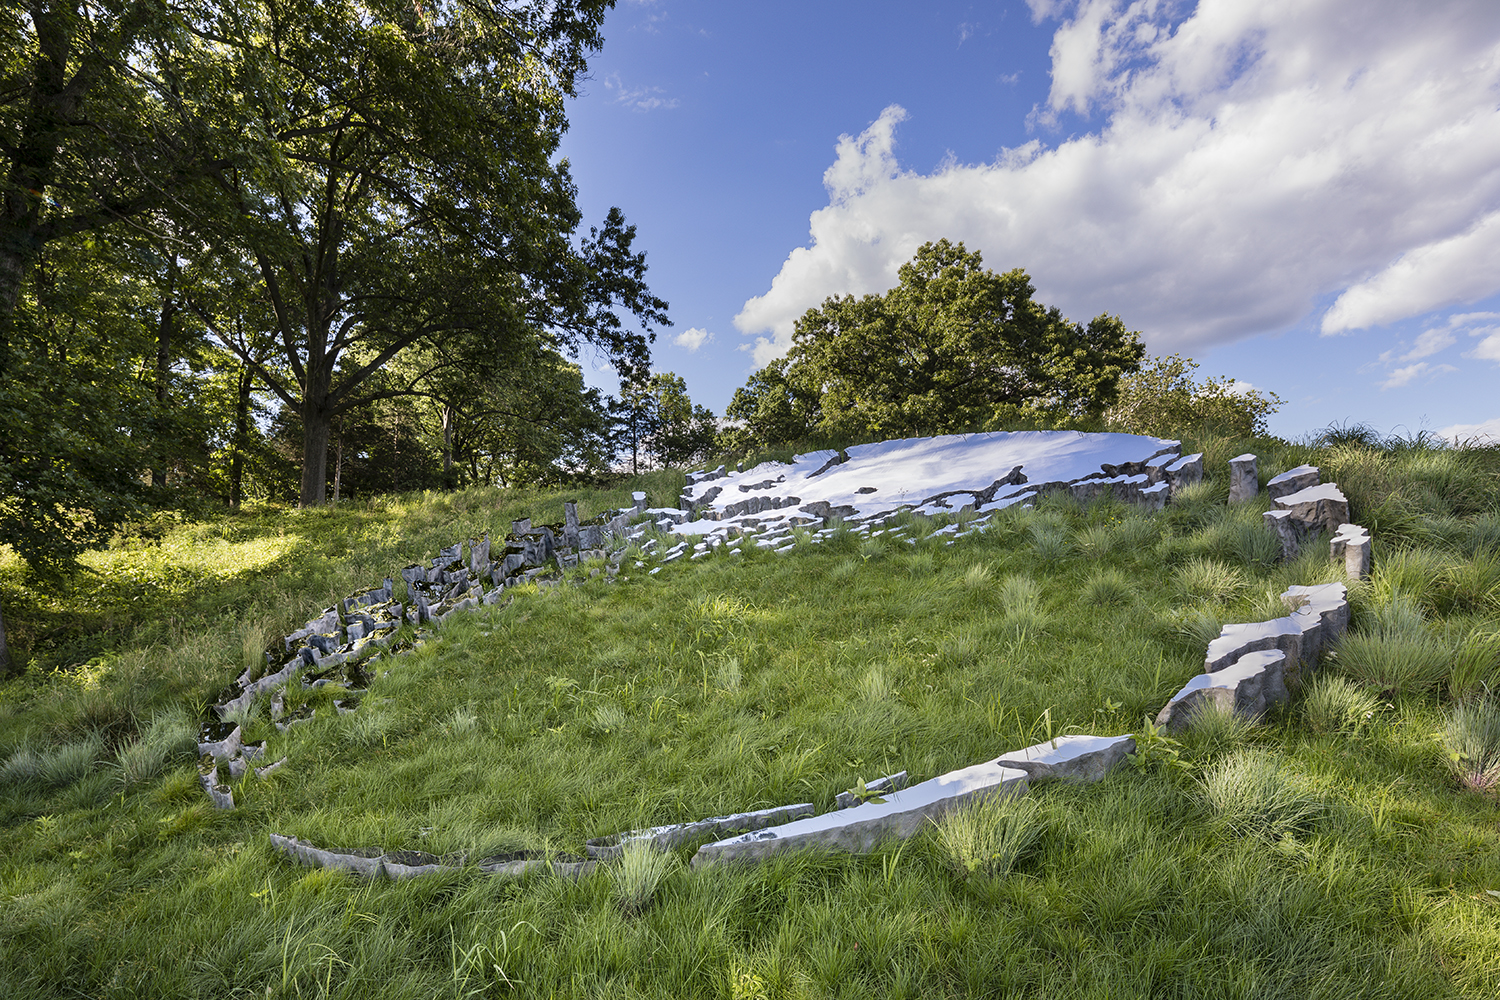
left=961, top=562, right=993, bottom=588
left=1175, top=557, right=1244, bottom=603
left=1443, top=696, right=1500, bottom=794
left=611, top=841, right=676, bottom=916
left=996, top=574, right=1048, bottom=637
left=117, top=708, right=197, bottom=787
left=1180, top=700, right=1255, bottom=759
left=931, top=791, right=1044, bottom=879
left=1075, top=522, right=1117, bottom=559
left=1302, top=675, right=1381, bottom=735
left=1201, top=750, right=1322, bottom=840
left=1334, top=598, right=1451, bottom=696
left=1029, top=521, right=1073, bottom=563
left=1081, top=567, right=1132, bottom=607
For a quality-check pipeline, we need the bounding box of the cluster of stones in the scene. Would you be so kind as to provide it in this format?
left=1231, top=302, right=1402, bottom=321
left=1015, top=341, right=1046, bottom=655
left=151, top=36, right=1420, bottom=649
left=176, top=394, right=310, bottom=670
left=252, top=444, right=1376, bottom=877
left=199, top=499, right=654, bottom=810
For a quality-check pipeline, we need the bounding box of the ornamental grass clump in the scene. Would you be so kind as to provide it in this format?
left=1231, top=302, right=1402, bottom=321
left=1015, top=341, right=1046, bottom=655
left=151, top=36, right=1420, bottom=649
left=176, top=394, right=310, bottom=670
left=1175, top=557, right=1245, bottom=603
left=1081, top=567, right=1132, bottom=607
left=931, top=791, right=1044, bottom=880
left=1201, top=750, right=1322, bottom=840
left=1443, top=696, right=1500, bottom=795
left=611, top=840, right=677, bottom=916
left=1302, top=675, right=1381, bottom=736
left=1332, top=598, right=1451, bottom=696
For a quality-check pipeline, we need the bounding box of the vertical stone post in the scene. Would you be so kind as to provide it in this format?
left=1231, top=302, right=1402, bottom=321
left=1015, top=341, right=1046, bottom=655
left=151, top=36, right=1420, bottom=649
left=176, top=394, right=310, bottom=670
left=1229, top=454, right=1259, bottom=503
left=632, top=490, right=648, bottom=513
left=564, top=502, right=580, bottom=549
left=1263, top=509, right=1299, bottom=561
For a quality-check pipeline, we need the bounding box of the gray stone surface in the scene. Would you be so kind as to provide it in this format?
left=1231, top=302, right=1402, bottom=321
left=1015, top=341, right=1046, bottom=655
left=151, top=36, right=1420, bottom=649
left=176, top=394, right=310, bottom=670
left=1164, top=452, right=1204, bottom=491
left=586, top=802, right=815, bottom=858
left=1266, top=464, right=1320, bottom=500
left=1274, top=483, right=1350, bottom=535
left=1205, top=617, right=1305, bottom=675
left=995, top=733, right=1136, bottom=783
left=1331, top=523, right=1372, bottom=579
left=1156, top=649, right=1288, bottom=730
left=691, top=755, right=1029, bottom=867
left=1264, top=509, right=1299, bottom=561
left=1229, top=454, right=1259, bottom=503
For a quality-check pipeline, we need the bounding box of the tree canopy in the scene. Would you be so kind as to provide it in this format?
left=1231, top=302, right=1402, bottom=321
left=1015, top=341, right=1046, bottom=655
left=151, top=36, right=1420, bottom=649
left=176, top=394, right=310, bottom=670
left=726, top=240, right=1146, bottom=448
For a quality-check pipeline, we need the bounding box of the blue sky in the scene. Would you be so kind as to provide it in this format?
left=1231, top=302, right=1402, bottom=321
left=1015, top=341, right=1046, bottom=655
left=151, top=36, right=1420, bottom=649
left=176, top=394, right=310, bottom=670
left=558, top=0, right=1500, bottom=442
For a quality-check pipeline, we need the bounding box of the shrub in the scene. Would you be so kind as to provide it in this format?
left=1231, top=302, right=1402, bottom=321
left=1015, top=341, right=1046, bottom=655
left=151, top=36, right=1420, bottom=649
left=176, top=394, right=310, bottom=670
left=931, top=791, right=1044, bottom=879
left=1443, top=696, right=1500, bottom=794
left=1201, top=751, right=1322, bottom=840
left=1303, top=675, right=1381, bottom=736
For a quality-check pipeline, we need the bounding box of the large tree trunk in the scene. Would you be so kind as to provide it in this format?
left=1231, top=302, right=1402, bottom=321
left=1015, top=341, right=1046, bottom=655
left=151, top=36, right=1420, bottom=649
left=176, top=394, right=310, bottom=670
left=441, top=402, right=456, bottom=490
left=229, top=363, right=252, bottom=509
left=150, top=274, right=175, bottom=488
left=0, top=597, right=12, bottom=678
left=332, top=418, right=343, bottom=503
left=300, top=405, right=331, bottom=507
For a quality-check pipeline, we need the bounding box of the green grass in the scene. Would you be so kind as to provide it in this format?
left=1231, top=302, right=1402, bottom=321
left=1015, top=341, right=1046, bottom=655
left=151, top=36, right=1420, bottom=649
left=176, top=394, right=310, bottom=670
left=3, top=438, right=1500, bottom=997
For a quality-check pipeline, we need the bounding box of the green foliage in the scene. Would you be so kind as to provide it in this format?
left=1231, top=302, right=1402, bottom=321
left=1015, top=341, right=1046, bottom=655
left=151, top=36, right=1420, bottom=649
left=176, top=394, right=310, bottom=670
left=611, top=841, right=677, bottom=916
left=931, top=791, right=1044, bottom=879
left=1201, top=751, right=1323, bottom=840
left=1125, top=719, right=1192, bottom=775
left=1303, top=675, right=1382, bottom=736
left=724, top=239, right=1144, bottom=449
left=1106, top=353, right=1283, bottom=439
left=1444, top=696, right=1500, bottom=794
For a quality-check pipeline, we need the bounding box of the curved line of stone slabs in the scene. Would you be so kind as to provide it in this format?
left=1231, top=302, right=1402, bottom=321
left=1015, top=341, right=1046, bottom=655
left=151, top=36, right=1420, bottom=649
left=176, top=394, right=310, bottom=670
left=247, top=448, right=1359, bottom=879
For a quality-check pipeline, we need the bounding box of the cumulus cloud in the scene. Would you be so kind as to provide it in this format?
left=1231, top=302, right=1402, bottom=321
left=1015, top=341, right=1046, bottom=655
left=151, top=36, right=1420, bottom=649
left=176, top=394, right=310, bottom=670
left=1439, top=416, right=1500, bottom=444
left=673, top=326, right=712, bottom=352
left=1381, top=362, right=1457, bottom=390
left=735, top=0, right=1500, bottom=367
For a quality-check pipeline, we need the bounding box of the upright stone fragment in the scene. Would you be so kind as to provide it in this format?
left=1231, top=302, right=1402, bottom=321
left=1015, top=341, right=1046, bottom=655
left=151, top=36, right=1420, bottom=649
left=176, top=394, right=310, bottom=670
left=1164, top=452, right=1204, bottom=492
left=1266, top=464, right=1320, bottom=500
left=1331, top=523, right=1372, bottom=579
left=1156, top=649, right=1288, bottom=730
left=564, top=502, right=580, bottom=548
left=1229, top=454, right=1259, bottom=503
left=1263, top=508, right=1299, bottom=561
left=1274, top=483, right=1350, bottom=535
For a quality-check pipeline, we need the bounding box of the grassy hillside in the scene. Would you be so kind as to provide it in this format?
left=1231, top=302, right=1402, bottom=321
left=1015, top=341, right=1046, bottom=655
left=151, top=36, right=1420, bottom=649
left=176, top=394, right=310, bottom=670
left=2, top=434, right=1500, bottom=998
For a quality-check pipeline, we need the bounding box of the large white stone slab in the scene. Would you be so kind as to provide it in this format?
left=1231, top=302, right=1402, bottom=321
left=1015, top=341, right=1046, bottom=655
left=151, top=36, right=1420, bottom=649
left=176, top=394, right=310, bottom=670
left=679, top=431, right=1180, bottom=530
left=1266, top=464, right=1320, bottom=500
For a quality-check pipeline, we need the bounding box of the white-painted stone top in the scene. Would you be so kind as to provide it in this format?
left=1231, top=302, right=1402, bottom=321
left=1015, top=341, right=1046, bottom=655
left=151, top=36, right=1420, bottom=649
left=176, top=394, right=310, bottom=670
left=1169, top=650, right=1285, bottom=703
left=1230, top=453, right=1257, bottom=463
left=1205, top=616, right=1301, bottom=665
left=1275, top=483, right=1348, bottom=507
left=679, top=431, right=1180, bottom=527
left=1332, top=523, right=1369, bottom=540
left=993, top=733, right=1133, bottom=766
left=707, top=755, right=1030, bottom=846
left=1164, top=452, right=1204, bottom=472
left=1267, top=464, right=1319, bottom=487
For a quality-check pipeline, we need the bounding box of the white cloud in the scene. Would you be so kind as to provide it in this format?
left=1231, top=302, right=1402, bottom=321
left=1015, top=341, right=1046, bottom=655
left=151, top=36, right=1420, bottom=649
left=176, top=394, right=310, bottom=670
left=604, top=73, right=679, bottom=112
left=1400, top=327, right=1457, bottom=361
left=735, top=0, right=1500, bottom=366
left=1438, top=416, right=1500, bottom=444
left=1380, top=362, right=1457, bottom=390
left=673, top=326, right=712, bottom=352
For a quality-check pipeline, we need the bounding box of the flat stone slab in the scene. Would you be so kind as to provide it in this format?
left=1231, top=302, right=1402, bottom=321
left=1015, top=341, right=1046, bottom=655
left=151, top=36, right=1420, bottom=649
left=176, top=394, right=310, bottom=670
left=677, top=431, right=1180, bottom=531
left=995, top=733, right=1137, bottom=783
left=691, top=756, right=1029, bottom=867
left=1205, top=617, right=1306, bottom=675
left=1275, top=483, right=1350, bottom=534
left=1266, top=464, right=1320, bottom=500
left=585, top=802, right=815, bottom=859
left=1283, top=582, right=1350, bottom=662
left=1157, top=649, right=1288, bottom=729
